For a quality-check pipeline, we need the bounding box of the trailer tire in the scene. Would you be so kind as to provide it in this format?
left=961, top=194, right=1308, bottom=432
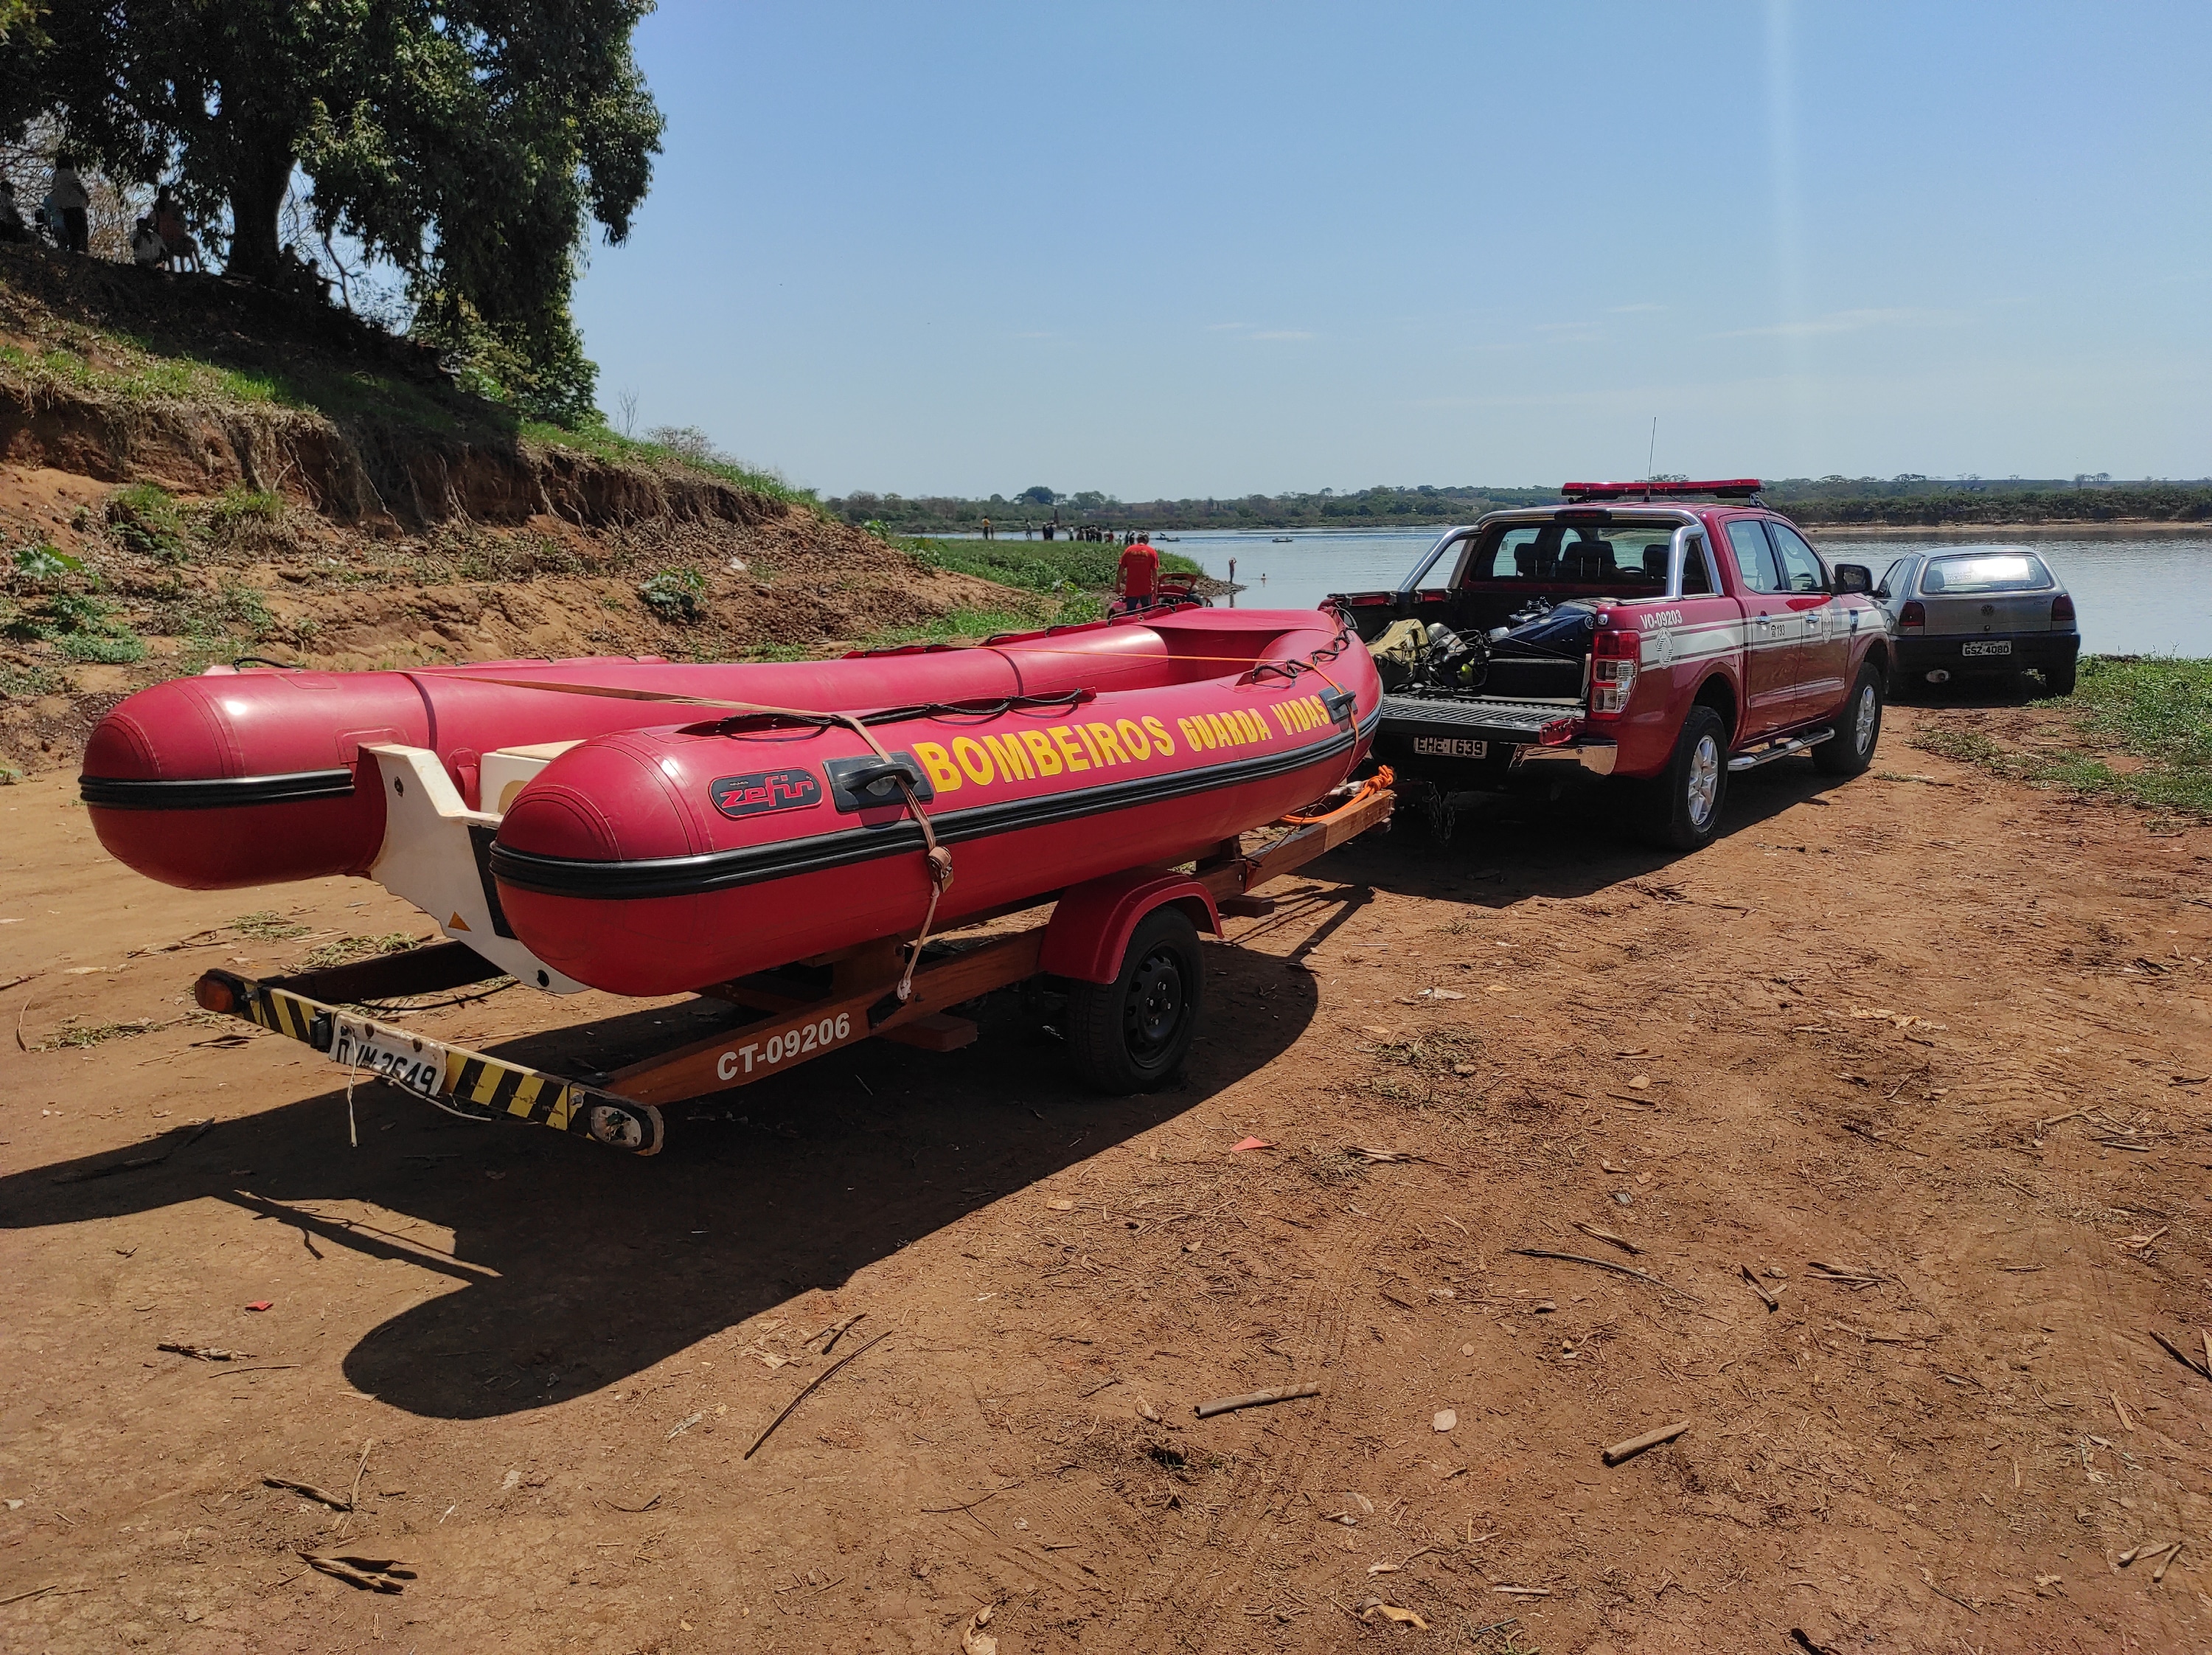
left=1641, top=704, right=1730, bottom=853
left=1067, top=906, right=1203, bottom=1094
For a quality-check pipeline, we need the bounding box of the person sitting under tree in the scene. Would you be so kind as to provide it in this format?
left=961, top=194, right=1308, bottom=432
left=153, top=187, right=201, bottom=273
left=129, top=215, right=166, bottom=269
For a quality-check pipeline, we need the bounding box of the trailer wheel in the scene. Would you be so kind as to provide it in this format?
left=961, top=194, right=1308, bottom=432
left=1067, top=906, right=1203, bottom=1094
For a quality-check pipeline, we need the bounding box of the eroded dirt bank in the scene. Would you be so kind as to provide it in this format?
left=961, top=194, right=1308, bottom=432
left=2, top=707, right=2210, bottom=1654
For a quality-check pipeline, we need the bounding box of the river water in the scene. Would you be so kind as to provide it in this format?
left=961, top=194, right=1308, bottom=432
left=1133, top=525, right=2211, bottom=657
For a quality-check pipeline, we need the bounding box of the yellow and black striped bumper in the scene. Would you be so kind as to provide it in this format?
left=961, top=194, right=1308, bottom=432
left=195, top=970, right=664, bottom=1155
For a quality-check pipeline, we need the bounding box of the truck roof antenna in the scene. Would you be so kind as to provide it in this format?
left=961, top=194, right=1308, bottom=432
left=1646, top=417, right=1658, bottom=501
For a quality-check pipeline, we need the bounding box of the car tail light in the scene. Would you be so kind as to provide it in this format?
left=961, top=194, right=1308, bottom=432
left=1899, top=600, right=1925, bottom=633
left=195, top=974, right=237, bottom=1014
left=1588, top=627, right=1639, bottom=717
left=2051, top=593, right=2075, bottom=626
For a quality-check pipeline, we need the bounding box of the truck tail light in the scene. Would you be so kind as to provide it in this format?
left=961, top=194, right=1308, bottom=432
left=1588, top=628, right=1639, bottom=717
left=1899, top=600, right=1925, bottom=634
left=2051, top=593, right=2075, bottom=627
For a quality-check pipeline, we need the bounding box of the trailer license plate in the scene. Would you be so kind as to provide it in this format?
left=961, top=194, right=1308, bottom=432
left=1960, top=639, right=2011, bottom=657
left=331, top=1014, right=448, bottom=1100
left=1412, top=737, right=1487, bottom=759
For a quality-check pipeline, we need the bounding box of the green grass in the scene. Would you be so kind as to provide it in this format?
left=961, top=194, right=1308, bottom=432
left=1910, top=655, right=2212, bottom=819
left=900, top=535, right=1204, bottom=594
left=859, top=597, right=1108, bottom=650
left=518, top=420, right=825, bottom=512
left=106, top=483, right=189, bottom=562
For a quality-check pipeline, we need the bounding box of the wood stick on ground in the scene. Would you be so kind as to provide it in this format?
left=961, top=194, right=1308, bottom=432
left=2147, top=1330, right=2212, bottom=1381
left=2202, top=1326, right=2211, bottom=1380
left=296, top=1552, right=406, bottom=1592
left=158, top=1342, right=251, bottom=1361
left=348, top=1440, right=374, bottom=1511
left=2154, top=1542, right=2183, bottom=1583
left=1739, top=1264, right=1780, bottom=1312
left=1601, top=1420, right=1691, bottom=1466
left=1572, top=1221, right=1643, bottom=1256
left=1510, top=1249, right=1700, bottom=1301
left=807, top=1312, right=866, bottom=1354
left=745, top=1328, right=891, bottom=1460
left=1194, top=1381, right=1323, bottom=1418
left=263, top=1476, right=351, bottom=1511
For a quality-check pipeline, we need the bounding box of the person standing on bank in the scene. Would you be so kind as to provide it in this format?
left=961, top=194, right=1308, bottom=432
left=0, top=178, right=26, bottom=243
left=49, top=156, right=90, bottom=254
left=1116, top=535, right=1160, bottom=608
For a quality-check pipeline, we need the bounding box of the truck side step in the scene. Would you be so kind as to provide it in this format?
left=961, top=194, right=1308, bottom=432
left=1727, top=727, right=1834, bottom=771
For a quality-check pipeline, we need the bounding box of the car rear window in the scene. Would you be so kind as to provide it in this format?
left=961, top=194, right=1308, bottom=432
left=1919, top=552, right=2054, bottom=595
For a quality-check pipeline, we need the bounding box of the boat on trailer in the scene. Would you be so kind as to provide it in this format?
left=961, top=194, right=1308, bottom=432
left=80, top=603, right=1394, bottom=1154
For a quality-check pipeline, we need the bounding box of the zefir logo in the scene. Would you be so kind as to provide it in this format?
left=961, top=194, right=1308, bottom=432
left=708, top=767, right=821, bottom=819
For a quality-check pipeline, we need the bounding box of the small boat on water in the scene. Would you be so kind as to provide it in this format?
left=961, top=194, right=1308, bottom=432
left=1271, top=535, right=1293, bottom=543
left=83, top=607, right=1381, bottom=999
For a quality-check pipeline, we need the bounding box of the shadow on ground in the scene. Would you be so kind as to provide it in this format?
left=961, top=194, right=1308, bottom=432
left=1334, top=752, right=1862, bottom=905
left=0, top=915, right=1328, bottom=1420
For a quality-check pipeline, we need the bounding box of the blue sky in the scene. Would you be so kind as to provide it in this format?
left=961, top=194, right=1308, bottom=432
left=571, top=1, right=2212, bottom=498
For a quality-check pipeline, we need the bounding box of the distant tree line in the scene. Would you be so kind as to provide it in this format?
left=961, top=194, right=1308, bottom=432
left=830, top=478, right=2212, bottom=535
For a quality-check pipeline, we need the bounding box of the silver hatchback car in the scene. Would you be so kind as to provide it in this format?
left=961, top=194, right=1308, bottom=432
left=1876, top=545, right=2081, bottom=695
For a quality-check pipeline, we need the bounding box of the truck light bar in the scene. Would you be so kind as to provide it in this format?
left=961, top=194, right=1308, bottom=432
left=1562, top=479, right=1763, bottom=502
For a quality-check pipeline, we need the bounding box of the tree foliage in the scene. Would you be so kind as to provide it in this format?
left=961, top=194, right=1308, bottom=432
left=0, top=1, right=664, bottom=426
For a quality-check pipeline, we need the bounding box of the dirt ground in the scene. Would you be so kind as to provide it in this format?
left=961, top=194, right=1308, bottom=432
left=4, top=703, right=2211, bottom=1654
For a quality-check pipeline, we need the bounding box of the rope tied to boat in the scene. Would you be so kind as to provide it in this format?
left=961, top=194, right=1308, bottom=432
left=445, top=675, right=959, bottom=999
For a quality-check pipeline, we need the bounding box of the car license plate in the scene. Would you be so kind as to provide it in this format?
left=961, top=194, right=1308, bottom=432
left=1960, top=639, right=2012, bottom=657
left=331, top=1013, right=448, bottom=1100
left=1412, top=736, right=1487, bottom=759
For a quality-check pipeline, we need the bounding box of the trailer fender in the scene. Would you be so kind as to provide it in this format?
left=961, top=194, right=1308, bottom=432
left=1041, top=868, right=1222, bottom=985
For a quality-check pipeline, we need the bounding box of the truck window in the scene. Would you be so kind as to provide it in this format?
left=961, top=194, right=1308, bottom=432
left=1725, top=520, right=1782, bottom=594
left=1463, top=524, right=1668, bottom=588
left=1766, top=522, right=1829, bottom=593
left=1681, top=535, right=1714, bottom=595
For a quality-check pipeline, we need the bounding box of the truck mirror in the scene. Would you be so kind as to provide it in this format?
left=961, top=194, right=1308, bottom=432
left=1832, top=563, right=1872, bottom=594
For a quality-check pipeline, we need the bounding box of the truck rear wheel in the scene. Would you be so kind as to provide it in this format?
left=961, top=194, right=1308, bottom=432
left=1814, top=662, right=1883, bottom=776
left=1067, top=906, right=1203, bottom=1094
left=1641, top=705, right=1729, bottom=852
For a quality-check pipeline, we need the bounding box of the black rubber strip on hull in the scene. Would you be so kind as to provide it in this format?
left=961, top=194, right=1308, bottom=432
left=80, top=768, right=357, bottom=811
left=490, top=709, right=1380, bottom=901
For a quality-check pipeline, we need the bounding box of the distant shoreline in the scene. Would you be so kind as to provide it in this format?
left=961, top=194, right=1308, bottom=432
left=922, top=518, right=2208, bottom=541
left=1802, top=520, right=2208, bottom=538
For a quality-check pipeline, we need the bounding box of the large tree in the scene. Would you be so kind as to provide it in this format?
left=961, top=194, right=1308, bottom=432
left=0, top=1, right=663, bottom=420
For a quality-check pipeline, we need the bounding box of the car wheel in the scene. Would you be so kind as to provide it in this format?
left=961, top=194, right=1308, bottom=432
left=1065, top=906, right=1203, bottom=1094
left=1815, top=662, right=1884, bottom=776
left=1641, top=705, right=1729, bottom=852
left=2042, top=659, right=2077, bottom=697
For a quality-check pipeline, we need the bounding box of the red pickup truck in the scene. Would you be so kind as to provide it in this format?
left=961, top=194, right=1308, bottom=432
left=1329, top=479, right=1892, bottom=850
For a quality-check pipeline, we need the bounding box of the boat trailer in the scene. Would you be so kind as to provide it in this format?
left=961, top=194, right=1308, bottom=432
left=192, top=777, right=1395, bottom=1156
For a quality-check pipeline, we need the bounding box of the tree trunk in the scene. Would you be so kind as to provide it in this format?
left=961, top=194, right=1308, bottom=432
left=224, top=145, right=293, bottom=284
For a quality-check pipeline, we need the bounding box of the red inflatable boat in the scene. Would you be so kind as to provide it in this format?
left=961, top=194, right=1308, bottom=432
left=490, top=609, right=1377, bottom=995
left=83, top=607, right=1380, bottom=998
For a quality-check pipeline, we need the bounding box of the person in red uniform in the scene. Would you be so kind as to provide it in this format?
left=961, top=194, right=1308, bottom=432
left=1116, top=537, right=1159, bottom=603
